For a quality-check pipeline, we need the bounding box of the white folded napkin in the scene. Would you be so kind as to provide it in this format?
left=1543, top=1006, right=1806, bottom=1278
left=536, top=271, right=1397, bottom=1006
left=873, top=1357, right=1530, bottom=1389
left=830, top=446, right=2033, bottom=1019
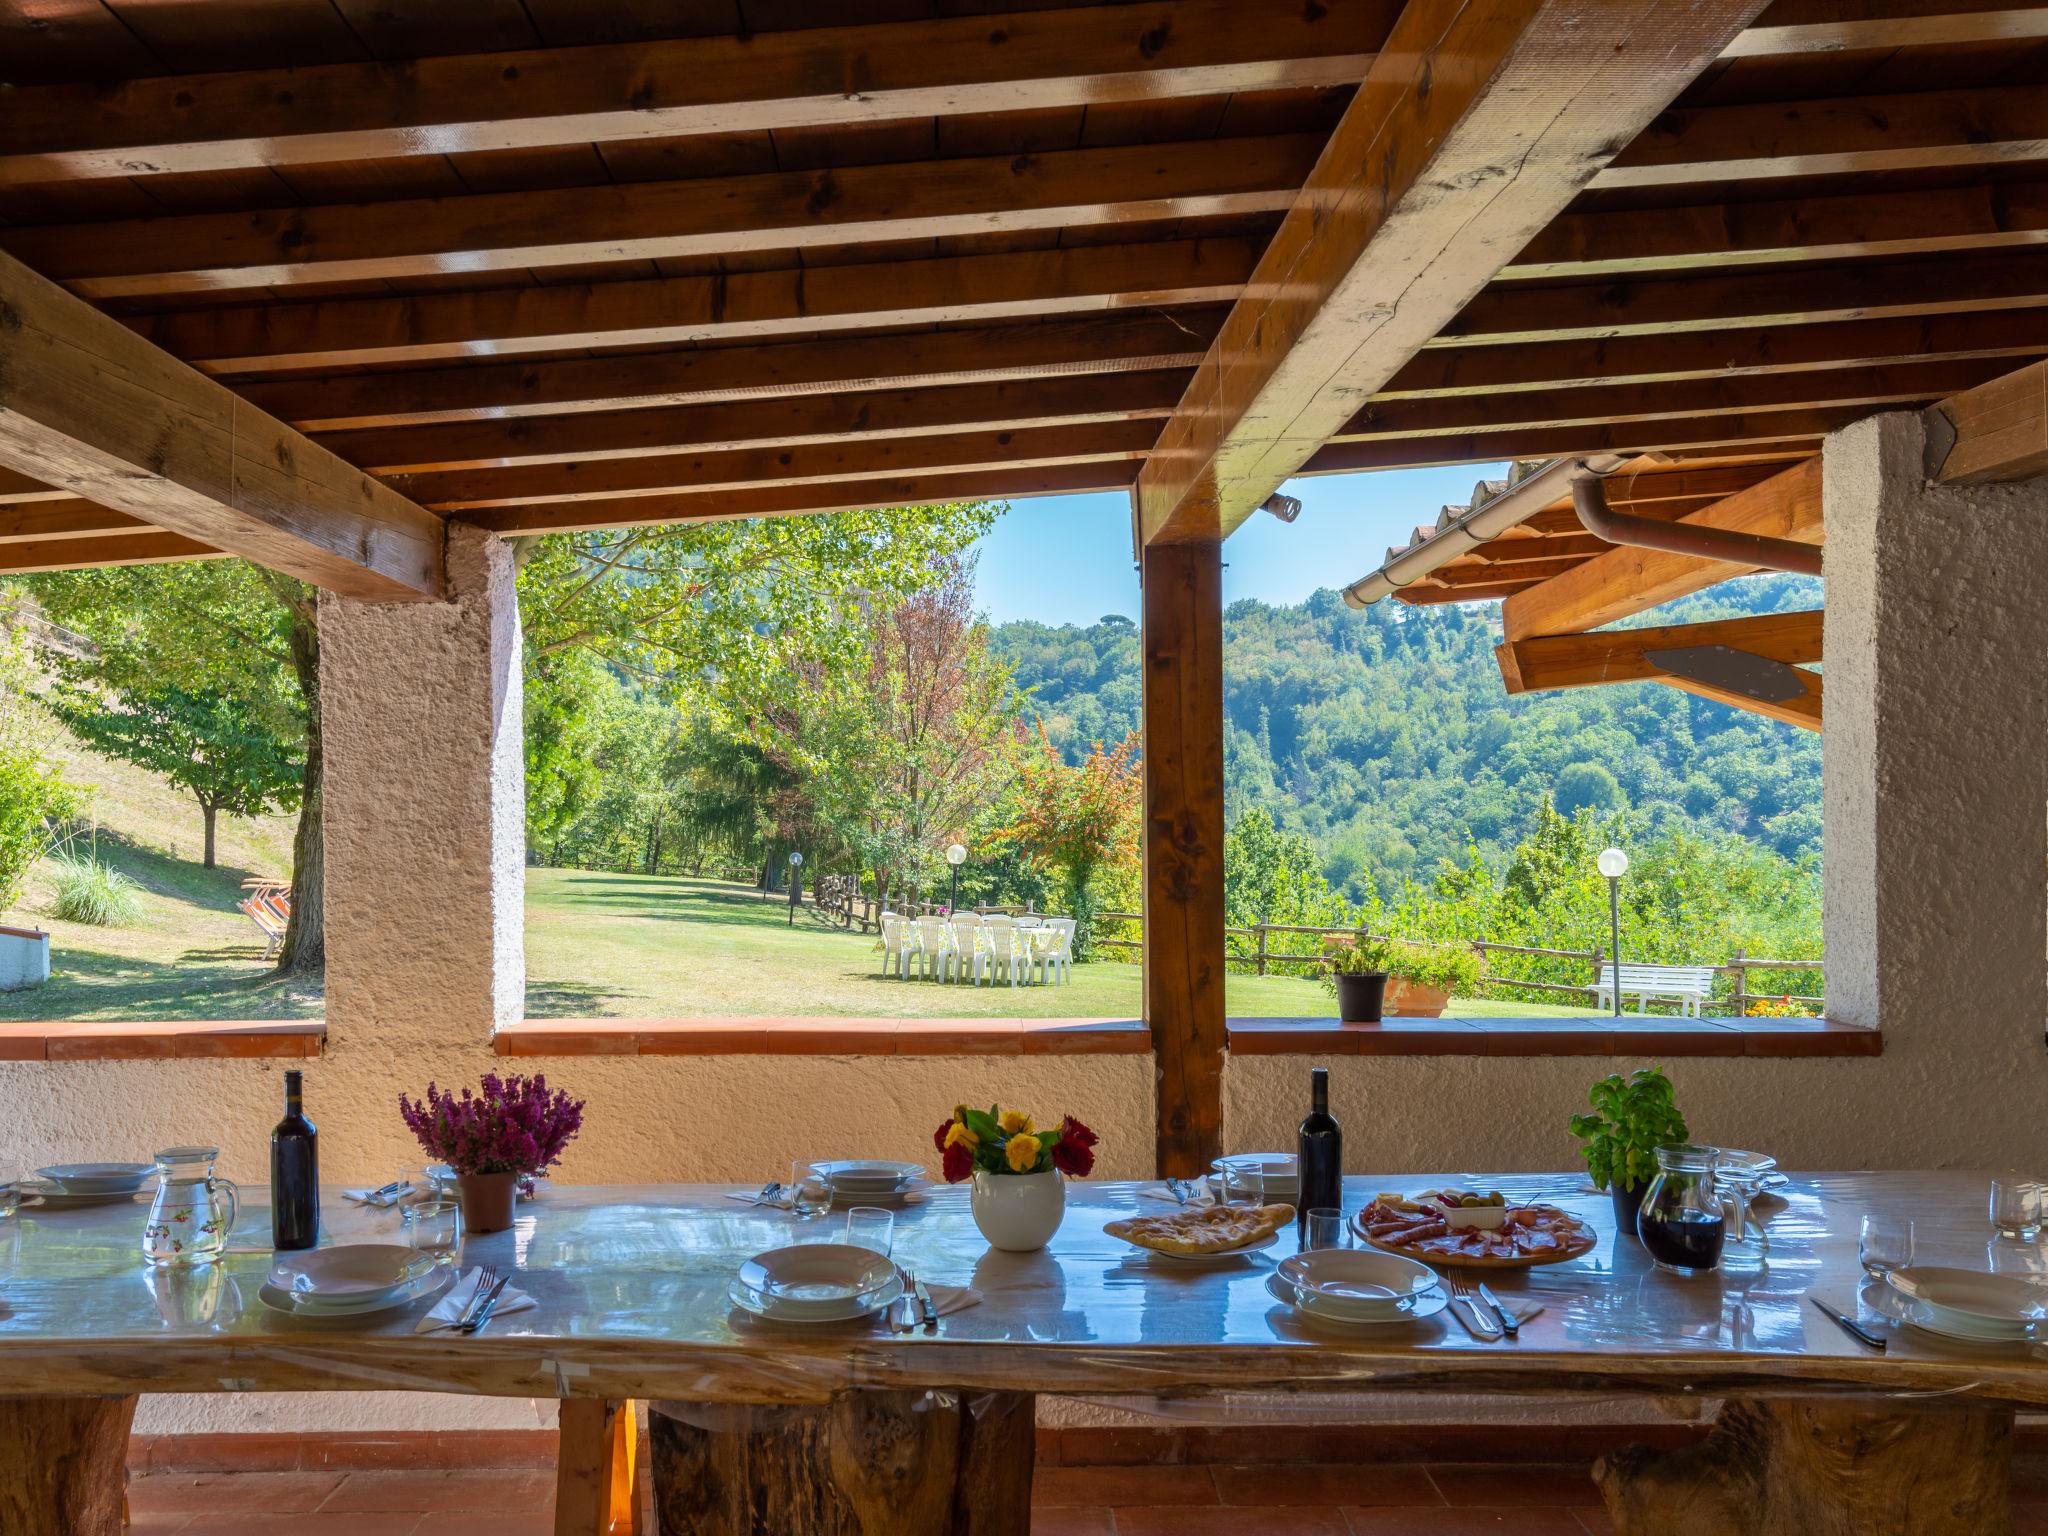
left=414, top=1266, right=536, bottom=1333
left=918, top=1282, right=980, bottom=1318
left=1139, top=1183, right=1217, bottom=1206
left=342, top=1182, right=412, bottom=1208
left=1446, top=1293, right=1543, bottom=1339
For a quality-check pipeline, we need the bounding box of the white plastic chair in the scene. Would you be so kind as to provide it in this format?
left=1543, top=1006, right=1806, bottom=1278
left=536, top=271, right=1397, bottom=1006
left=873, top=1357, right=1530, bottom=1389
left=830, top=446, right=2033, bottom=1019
left=879, top=913, right=913, bottom=979
left=914, top=915, right=953, bottom=981
left=978, top=916, right=1021, bottom=986
left=945, top=915, right=983, bottom=983
left=1035, top=918, right=1075, bottom=985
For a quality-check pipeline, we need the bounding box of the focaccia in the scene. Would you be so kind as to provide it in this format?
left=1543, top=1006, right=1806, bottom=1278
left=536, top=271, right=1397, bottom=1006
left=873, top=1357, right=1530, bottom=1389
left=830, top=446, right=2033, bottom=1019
left=1104, top=1202, right=1296, bottom=1256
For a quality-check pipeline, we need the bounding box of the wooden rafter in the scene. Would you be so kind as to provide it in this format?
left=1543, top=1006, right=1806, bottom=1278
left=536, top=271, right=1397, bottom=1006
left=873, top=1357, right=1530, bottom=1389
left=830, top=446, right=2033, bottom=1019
left=1658, top=669, right=1822, bottom=732
left=1499, top=458, right=1823, bottom=642
left=0, top=531, right=223, bottom=574
left=1924, top=356, right=2048, bottom=483
left=1307, top=410, right=1845, bottom=473
left=0, top=250, right=443, bottom=602
left=1729, top=0, right=2048, bottom=56
left=1499, top=609, right=1824, bottom=692
left=0, top=1, right=1389, bottom=184
left=1135, top=0, right=1772, bottom=546
left=0, top=502, right=149, bottom=544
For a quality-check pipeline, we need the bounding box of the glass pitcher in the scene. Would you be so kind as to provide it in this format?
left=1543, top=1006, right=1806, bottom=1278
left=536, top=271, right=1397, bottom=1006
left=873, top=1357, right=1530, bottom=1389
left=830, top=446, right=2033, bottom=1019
left=141, top=1146, right=239, bottom=1268
left=1636, top=1145, right=1731, bottom=1275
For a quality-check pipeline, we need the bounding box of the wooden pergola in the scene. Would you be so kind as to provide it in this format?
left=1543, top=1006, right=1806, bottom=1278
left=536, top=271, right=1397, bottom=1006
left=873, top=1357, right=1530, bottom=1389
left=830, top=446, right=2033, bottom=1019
left=4, top=0, right=2048, bottom=1180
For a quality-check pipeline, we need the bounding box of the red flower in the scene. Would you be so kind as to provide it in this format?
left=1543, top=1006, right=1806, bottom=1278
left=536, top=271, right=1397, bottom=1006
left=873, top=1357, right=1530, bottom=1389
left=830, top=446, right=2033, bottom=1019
left=1050, top=1137, right=1094, bottom=1178
left=941, top=1140, right=974, bottom=1183
left=933, top=1117, right=956, bottom=1153
left=1059, top=1115, right=1098, bottom=1149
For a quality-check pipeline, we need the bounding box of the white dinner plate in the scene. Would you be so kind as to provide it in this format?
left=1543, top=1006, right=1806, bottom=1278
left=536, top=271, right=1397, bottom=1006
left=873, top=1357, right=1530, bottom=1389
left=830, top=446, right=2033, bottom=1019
left=728, top=1272, right=902, bottom=1325
left=37, top=1162, right=152, bottom=1194
left=737, top=1243, right=897, bottom=1319
left=1279, top=1248, right=1440, bottom=1316
left=271, top=1244, right=439, bottom=1304
left=826, top=1177, right=934, bottom=1207
left=19, top=1182, right=144, bottom=1209
left=1885, top=1266, right=2048, bottom=1328
left=1122, top=1230, right=1281, bottom=1266
left=1897, top=1298, right=2037, bottom=1344
left=811, top=1159, right=924, bottom=1191
left=1265, top=1271, right=1448, bottom=1327
left=257, top=1265, right=450, bottom=1320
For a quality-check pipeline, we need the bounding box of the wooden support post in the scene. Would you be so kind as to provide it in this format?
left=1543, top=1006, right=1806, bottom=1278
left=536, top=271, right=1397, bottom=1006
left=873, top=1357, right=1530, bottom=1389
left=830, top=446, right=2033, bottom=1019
left=1595, top=1397, right=2013, bottom=1536
left=557, top=1398, right=640, bottom=1536
left=1142, top=539, right=1227, bottom=1180
left=1254, top=922, right=1269, bottom=977
left=0, top=1394, right=137, bottom=1536
left=648, top=1391, right=1033, bottom=1536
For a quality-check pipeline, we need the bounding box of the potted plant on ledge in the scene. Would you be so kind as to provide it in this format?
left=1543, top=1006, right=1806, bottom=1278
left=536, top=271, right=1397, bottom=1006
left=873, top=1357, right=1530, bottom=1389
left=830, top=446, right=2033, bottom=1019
left=1323, top=935, right=1393, bottom=1022
left=936, top=1104, right=1098, bottom=1252
left=399, top=1073, right=585, bottom=1234
left=1382, top=941, right=1482, bottom=1019
left=1569, top=1067, right=1689, bottom=1238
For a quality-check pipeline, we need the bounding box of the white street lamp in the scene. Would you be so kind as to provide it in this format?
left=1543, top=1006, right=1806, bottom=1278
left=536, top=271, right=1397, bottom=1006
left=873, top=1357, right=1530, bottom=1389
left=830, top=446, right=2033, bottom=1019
left=786, top=850, right=803, bottom=926
left=1597, top=847, right=1628, bottom=1016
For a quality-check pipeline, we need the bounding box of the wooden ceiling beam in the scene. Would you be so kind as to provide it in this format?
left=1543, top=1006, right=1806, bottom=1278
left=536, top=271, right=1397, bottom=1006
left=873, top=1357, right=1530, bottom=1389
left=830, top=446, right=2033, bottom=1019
left=0, top=501, right=150, bottom=544
left=15, top=136, right=1321, bottom=300
left=1594, top=82, right=2048, bottom=189
left=1135, top=0, right=1771, bottom=546
left=1500, top=609, right=1824, bottom=692
left=138, top=238, right=1261, bottom=374
left=456, top=461, right=1140, bottom=536
left=397, top=420, right=1160, bottom=510
left=1344, top=357, right=2008, bottom=440
left=1924, top=356, right=2048, bottom=482
left=1729, top=0, right=2048, bottom=55
left=1304, top=411, right=1843, bottom=472
left=0, top=250, right=442, bottom=602
left=321, top=371, right=1190, bottom=475
left=1499, top=458, right=1824, bottom=641
left=1395, top=575, right=1544, bottom=605
left=1658, top=670, right=1822, bottom=731
left=1383, top=308, right=2048, bottom=399
left=238, top=311, right=1225, bottom=431
left=1510, top=179, right=2048, bottom=279
left=0, top=530, right=223, bottom=574
left=0, top=470, right=75, bottom=504
left=0, top=0, right=1389, bottom=185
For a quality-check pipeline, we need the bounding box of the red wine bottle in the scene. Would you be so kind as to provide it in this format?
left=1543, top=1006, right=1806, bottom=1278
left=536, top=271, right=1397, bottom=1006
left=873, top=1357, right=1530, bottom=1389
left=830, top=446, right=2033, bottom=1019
left=1297, top=1065, right=1343, bottom=1229
left=270, top=1069, right=319, bottom=1251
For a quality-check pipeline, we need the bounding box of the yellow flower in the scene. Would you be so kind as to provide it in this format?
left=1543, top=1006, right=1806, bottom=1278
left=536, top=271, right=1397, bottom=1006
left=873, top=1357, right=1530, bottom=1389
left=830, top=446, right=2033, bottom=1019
left=1005, top=1133, right=1043, bottom=1173
left=999, top=1110, right=1035, bottom=1135
left=944, top=1121, right=980, bottom=1150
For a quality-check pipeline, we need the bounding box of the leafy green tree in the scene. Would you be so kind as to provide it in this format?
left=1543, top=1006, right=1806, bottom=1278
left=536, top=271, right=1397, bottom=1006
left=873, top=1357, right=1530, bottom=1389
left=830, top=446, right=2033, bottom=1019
left=1554, top=761, right=1626, bottom=817
left=996, top=728, right=1142, bottom=958
left=0, top=626, right=75, bottom=914
left=44, top=680, right=302, bottom=868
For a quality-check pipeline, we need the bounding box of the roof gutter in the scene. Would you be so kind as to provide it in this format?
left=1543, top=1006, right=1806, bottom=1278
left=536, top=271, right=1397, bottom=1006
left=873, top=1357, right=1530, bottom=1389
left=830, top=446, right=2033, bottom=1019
left=1568, top=463, right=1823, bottom=576
left=1340, top=453, right=1630, bottom=608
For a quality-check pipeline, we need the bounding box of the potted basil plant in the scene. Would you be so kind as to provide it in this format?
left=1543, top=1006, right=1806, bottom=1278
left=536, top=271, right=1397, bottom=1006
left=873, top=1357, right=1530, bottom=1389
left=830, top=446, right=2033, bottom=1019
left=1569, top=1068, right=1689, bottom=1239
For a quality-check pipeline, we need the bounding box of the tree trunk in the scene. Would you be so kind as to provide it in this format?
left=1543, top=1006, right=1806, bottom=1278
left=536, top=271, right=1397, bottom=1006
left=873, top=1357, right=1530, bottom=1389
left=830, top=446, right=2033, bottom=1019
left=273, top=591, right=324, bottom=976
left=200, top=801, right=217, bottom=869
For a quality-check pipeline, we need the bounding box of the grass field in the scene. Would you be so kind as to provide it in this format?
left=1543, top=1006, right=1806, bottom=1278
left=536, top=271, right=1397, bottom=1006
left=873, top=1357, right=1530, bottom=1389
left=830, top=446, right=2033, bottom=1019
left=3, top=733, right=1602, bottom=1023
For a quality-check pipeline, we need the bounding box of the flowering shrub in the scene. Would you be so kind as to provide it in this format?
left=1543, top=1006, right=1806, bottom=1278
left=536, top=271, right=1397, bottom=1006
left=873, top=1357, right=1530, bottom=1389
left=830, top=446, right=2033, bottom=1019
left=933, top=1105, right=1098, bottom=1182
left=1745, top=996, right=1820, bottom=1018
left=398, top=1072, right=585, bottom=1176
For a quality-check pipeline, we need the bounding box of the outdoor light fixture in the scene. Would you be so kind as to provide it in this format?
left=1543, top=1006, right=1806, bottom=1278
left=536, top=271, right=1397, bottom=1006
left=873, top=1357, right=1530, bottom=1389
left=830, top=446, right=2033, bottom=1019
left=946, top=842, right=968, bottom=914
left=1597, top=847, right=1628, bottom=1018
left=787, top=849, right=803, bottom=927
left=1262, top=493, right=1303, bottom=523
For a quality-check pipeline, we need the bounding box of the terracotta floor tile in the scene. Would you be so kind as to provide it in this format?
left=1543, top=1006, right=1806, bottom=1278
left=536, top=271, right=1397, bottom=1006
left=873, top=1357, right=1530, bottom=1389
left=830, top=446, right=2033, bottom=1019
left=1214, top=1462, right=1440, bottom=1508
left=1117, top=1507, right=1349, bottom=1536
left=2017, top=1509, right=2048, bottom=1536
left=1031, top=1508, right=1117, bottom=1536
left=1572, top=1506, right=1617, bottom=1536
left=1032, top=1464, right=1217, bottom=1506
left=1426, top=1462, right=1598, bottom=1507
left=1345, top=1509, right=1588, bottom=1534
left=411, top=1511, right=557, bottom=1536
left=319, top=1468, right=554, bottom=1513
left=129, top=1470, right=347, bottom=1513
left=125, top=1514, right=193, bottom=1535
left=193, top=1516, right=422, bottom=1536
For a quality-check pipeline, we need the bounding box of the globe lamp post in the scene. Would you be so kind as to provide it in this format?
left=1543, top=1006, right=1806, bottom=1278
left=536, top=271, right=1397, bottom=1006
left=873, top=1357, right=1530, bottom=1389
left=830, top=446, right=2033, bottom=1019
left=1597, top=847, right=1629, bottom=1018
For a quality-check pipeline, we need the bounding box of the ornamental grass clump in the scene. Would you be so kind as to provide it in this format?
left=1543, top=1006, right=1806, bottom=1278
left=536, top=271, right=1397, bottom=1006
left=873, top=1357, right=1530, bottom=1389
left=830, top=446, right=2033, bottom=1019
left=398, top=1072, right=585, bottom=1176
left=50, top=854, right=143, bottom=927
left=934, top=1105, right=1099, bottom=1182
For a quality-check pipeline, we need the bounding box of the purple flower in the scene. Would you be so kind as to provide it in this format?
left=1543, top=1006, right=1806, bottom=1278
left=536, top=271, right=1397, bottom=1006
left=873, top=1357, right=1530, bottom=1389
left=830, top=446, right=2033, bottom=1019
left=397, top=1072, right=585, bottom=1177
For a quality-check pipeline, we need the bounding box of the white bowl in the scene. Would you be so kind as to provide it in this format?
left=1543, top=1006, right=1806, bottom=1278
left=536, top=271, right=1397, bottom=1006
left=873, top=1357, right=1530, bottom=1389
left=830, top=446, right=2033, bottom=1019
left=737, top=1244, right=896, bottom=1318
left=1442, top=1204, right=1508, bottom=1230
left=1885, top=1267, right=2048, bottom=1329
left=38, top=1162, right=151, bottom=1194
left=271, top=1244, right=437, bottom=1302
left=811, top=1159, right=923, bottom=1191
left=1279, top=1249, right=1439, bottom=1318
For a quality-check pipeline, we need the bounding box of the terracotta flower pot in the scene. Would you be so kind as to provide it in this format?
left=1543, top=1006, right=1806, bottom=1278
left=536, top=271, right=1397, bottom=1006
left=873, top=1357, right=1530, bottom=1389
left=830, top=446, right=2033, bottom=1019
left=1384, top=977, right=1450, bottom=1018
left=1335, top=972, right=1388, bottom=1022
left=970, top=1169, right=1065, bottom=1252
left=456, top=1171, right=519, bottom=1234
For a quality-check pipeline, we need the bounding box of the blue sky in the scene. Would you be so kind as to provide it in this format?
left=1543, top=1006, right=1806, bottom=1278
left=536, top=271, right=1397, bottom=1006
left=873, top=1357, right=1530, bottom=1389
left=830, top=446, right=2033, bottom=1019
left=968, top=464, right=1511, bottom=626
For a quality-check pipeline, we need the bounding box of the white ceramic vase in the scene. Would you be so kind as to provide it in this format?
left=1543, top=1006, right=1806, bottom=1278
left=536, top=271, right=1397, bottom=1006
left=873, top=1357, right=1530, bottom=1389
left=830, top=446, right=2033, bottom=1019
left=970, top=1169, right=1065, bottom=1252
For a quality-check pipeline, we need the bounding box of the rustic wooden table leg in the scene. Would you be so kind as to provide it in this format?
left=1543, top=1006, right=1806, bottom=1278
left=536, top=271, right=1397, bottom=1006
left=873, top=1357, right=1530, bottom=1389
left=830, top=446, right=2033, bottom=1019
left=649, top=1390, right=1033, bottom=1536
left=558, top=1398, right=641, bottom=1536
left=1595, top=1396, right=2015, bottom=1536
left=0, top=1394, right=138, bottom=1536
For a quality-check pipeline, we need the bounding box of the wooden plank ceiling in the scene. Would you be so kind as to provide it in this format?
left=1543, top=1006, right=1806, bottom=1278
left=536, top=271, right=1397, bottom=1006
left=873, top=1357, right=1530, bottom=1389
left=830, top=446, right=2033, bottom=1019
left=1, top=0, right=2046, bottom=581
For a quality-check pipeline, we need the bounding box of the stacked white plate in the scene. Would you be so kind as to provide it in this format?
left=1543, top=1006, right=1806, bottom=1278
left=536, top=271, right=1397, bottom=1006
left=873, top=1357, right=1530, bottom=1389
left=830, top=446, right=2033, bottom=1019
left=261, top=1244, right=448, bottom=1318
left=29, top=1162, right=154, bottom=1208
left=1268, top=1249, right=1447, bottom=1328
left=1213, top=1153, right=1299, bottom=1204
left=730, top=1242, right=902, bottom=1323
left=1885, top=1266, right=2048, bottom=1343
left=808, top=1159, right=930, bottom=1204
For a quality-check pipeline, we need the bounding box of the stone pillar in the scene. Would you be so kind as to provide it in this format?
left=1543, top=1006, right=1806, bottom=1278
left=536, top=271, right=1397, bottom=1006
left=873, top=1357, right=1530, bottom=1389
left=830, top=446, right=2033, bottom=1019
left=1822, top=411, right=2048, bottom=1036
left=320, top=524, right=525, bottom=1047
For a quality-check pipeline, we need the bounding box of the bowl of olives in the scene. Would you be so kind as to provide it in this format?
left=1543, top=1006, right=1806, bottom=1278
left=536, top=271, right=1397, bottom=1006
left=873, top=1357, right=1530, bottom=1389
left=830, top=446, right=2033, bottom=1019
left=1436, top=1189, right=1508, bottom=1230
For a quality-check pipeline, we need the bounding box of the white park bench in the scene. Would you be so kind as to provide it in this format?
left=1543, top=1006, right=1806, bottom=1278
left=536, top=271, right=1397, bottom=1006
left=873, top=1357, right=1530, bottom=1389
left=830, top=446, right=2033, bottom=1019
left=1596, top=963, right=1718, bottom=1017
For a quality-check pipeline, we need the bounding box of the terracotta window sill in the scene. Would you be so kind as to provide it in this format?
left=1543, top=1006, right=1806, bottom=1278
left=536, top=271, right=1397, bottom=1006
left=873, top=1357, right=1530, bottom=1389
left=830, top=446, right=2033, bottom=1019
left=1225, top=1017, right=1880, bottom=1058
left=0, top=1020, right=326, bottom=1062
left=494, top=1017, right=1151, bottom=1057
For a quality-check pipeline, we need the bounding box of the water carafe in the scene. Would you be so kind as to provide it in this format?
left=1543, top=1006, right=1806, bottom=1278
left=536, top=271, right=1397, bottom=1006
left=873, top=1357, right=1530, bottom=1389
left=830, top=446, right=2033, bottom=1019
left=142, top=1146, right=239, bottom=1267
left=1636, top=1144, right=1729, bottom=1275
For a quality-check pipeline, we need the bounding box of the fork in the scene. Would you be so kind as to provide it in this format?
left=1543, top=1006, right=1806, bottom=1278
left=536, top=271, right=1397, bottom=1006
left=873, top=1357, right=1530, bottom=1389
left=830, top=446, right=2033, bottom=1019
left=1165, top=1177, right=1194, bottom=1206
left=1441, top=1274, right=1503, bottom=1339
left=751, top=1181, right=785, bottom=1207
left=454, top=1265, right=500, bottom=1332
left=460, top=1272, right=513, bottom=1335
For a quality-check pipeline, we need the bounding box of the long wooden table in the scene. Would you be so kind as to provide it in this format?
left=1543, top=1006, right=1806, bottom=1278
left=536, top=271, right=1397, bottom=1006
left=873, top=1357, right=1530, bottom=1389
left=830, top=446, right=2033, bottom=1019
left=2, top=1173, right=2042, bottom=1535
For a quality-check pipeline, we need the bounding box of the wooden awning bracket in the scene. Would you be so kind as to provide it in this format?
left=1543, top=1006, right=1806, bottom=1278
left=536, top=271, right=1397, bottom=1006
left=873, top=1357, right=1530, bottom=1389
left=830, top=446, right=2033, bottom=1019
left=1921, top=402, right=1960, bottom=479
left=1571, top=464, right=1823, bottom=577
left=1644, top=644, right=1811, bottom=704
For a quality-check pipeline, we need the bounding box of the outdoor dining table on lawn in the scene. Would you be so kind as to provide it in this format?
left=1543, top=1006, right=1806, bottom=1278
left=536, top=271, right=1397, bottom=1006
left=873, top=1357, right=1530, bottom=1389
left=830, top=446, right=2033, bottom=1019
left=2, top=1173, right=2042, bottom=1536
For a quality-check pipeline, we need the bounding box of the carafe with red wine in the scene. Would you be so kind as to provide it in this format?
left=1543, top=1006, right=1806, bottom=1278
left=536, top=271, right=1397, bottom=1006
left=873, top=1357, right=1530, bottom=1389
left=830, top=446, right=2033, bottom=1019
left=1636, top=1144, right=1728, bottom=1274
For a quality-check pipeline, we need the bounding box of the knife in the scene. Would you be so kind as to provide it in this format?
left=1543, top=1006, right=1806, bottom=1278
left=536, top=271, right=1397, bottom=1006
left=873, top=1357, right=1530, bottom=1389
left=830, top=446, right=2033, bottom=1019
left=1477, top=1282, right=1519, bottom=1337
left=460, top=1274, right=514, bottom=1335
left=913, top=1273, right=939, bottom=1333
left=1811, top=1296, right=1887, bottom=1351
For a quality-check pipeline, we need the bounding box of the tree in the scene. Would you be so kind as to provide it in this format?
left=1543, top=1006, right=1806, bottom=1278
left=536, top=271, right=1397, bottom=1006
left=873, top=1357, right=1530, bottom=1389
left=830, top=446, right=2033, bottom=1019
left=1554, top=761, right=1626, bottom=818
left=0, top=624, right=75, bottom=913
left=44, top=679, right=302, bottom=868
left=996, top=726, right=1142, bottom=958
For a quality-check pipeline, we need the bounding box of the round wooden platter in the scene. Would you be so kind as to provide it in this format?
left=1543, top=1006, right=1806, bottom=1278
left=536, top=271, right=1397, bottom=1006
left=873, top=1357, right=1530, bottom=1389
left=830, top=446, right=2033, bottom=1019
left=1349, top=1207, right=1599, bottom=1270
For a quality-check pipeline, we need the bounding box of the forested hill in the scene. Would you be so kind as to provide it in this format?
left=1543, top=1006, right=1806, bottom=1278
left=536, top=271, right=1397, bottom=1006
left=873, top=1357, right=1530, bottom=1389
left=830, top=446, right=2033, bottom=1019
left=990, top=575, right=1823, bottom=901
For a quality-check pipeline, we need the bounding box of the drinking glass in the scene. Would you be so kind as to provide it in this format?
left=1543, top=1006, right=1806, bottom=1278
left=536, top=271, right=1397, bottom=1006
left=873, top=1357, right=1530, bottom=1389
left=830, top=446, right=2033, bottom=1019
left=0, top=1163, right=20, bottom=1221
left=401, top=1196, right=465, bottom=1267
left=844, top=1207, right=894, bottom=1256
left=1859, top=1214, right=1915, bottom=1276
left=1990, top=1179, right=2043, bottom=1240
left=789, top=1159, right=835, bottom=1217
left=1304, top=1208, right=1348, bottom=1251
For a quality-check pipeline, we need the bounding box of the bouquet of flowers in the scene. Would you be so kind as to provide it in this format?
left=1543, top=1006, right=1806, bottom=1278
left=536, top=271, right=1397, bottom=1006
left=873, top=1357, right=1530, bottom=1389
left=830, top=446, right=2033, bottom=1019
left=934, top=1104, right=1098, bottom=1182
left=398, top=1072, right=585, bottom=1176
